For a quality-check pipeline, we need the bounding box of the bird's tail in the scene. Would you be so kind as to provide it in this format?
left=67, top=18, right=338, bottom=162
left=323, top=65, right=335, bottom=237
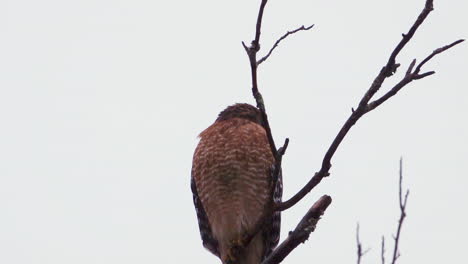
left=221, top=233, right=264, bottom=264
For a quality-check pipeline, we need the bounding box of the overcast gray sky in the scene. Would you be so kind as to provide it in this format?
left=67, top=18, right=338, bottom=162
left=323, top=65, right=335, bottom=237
left=0, top=0, right=467, bottom=263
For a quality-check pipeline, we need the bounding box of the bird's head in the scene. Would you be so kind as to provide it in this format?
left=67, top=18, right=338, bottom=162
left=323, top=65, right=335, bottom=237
left=216, top=103, right=263, bottom=126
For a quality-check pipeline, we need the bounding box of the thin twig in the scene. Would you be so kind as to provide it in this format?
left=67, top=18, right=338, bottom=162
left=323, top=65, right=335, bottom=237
left=390, top=158, right=409, bottom=264
left=262, top=195, right=332, bottom=264
left=414, top=39, right=465, bottom=74
left=381, top=236, right=386, bottom=264
left=275, top=0, right=463, bottom=212
left=257, top=24, right=314, bottom=65
left=356, top=223, right=370, bottom=264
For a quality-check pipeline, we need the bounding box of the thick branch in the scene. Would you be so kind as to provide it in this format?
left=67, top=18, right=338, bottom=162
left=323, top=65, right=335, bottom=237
left=262, top=195, right=332, bottom=264
left=275, top=0, right=463, bottom=212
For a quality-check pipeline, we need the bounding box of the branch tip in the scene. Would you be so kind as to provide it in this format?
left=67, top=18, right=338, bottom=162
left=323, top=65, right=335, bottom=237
left=406, top=59, right=416, bottom=75
left=263, top=195, right=331, bottom=264
left=258, top=24, right=315, bottom=65
left=278, top=138, right=290, bottom=156
left=414, top=71, right=435, bottom=79
left=381, top=236, right=386, bottom=264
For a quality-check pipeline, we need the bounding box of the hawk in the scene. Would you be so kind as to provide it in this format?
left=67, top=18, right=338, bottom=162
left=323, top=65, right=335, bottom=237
left=191, top=103, right=282, bottom=264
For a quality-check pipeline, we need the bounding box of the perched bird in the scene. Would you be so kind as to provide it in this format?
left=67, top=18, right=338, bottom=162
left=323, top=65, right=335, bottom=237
left=191, top=103, right=282, bottom=264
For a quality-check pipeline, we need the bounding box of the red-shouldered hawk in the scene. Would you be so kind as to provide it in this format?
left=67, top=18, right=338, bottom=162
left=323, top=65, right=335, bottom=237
left=191, top=103, right=282, bottom=264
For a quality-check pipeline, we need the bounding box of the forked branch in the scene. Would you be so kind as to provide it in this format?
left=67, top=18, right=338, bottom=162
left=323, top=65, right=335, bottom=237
left=240, top=0, right=317, bottom=252
left=356, top=223, right=371, bottom=264
left=366, top=39, right=465, bottom=112
left=241, top=0, right=462, bottom=263
left=390, top=158, right=410, bottom=264
left=275, top=0, right=463, bottom=212
left=357, top=158, right=409, bottom=264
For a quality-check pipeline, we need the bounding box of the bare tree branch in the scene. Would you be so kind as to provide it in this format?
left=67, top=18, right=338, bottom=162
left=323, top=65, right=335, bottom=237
left=240, top=0, right=461, bottom=263
left=381, top=236, right=386, bottom=264
left=356, top=223, right=371, bottom=264
left=257, top=24, right=314, bottom=65
left=262, top=195, right=332, bottom=264
left=415, top=39, right=464, bottom=72
left=275, top=0, right=463, bottom=212
left=356, top=158, right=409, bottom=264
left=366, top=39, right=465, bottom=112
left=242, top=0, right=279, bottom=162
left=390, top=158, right=409, bottom=264
left=241, top=0, right=314, bottom=251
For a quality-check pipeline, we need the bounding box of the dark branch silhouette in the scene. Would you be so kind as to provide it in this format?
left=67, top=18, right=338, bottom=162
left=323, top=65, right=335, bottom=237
left=239, top=0, right=321, bottom=253
left=381, top=236, right=386, bottom=264
left=257, top=24, right=314, bottom=65
left=242, top=0, right=278, bottom=162
left=275, top=0, right=463, bottom=212
left=390, top=158, right=410, bottom=264
left=356, top=158, right=410, bottom=264
left=356, top=223, right=370, bottom=264
left=262, top=195, right=332, bottom=264
left=366, top=39, right=465, bottom=112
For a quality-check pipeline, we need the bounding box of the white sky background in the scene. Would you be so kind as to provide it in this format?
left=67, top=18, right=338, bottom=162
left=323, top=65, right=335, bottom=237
left=0, top=0, right=467, bottom=263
